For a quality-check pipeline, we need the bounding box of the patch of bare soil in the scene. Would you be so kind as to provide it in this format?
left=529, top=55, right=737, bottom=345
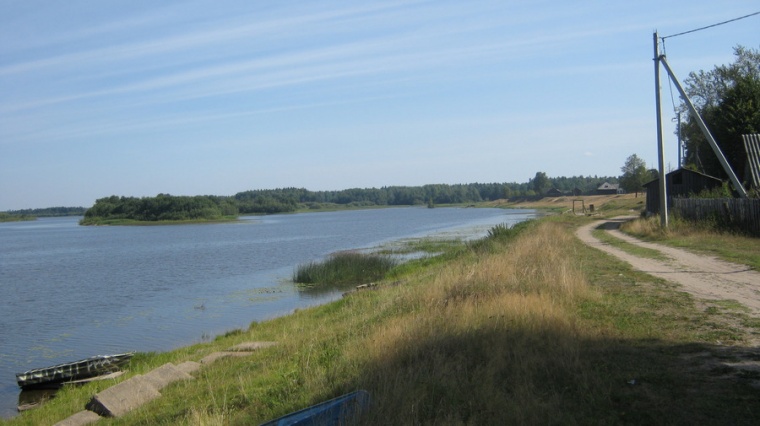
left=577, top=217, right=760, bottom=389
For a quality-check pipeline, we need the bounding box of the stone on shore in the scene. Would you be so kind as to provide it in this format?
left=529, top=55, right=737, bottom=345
left=142, top=362, right=194, bottom=390
left=176, top=360, right=202, bottom=374
left=199, top=351, right=253, bottom=365
left=227, top=341, right=277, bottom=352
left=53, top=410, right=101, bottom=426
left=86, top=375, right=161, bottom=417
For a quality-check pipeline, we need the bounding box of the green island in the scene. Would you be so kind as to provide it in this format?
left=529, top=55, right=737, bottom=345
left=10, top=194, right=760, bottom=425
left=79, top=195, right=239, bottom=226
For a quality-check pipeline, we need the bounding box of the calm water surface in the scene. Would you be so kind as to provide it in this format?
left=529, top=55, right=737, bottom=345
left=0, top=207, right=534, bottom=417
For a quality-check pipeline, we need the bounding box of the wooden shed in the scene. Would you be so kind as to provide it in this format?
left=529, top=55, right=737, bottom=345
left=643, top=168, right=723, bottom=214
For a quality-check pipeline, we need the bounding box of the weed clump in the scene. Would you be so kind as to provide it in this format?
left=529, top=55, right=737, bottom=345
left=293, top=251, right=397, bottom=286
left=468, top=219, right=536, bottom=253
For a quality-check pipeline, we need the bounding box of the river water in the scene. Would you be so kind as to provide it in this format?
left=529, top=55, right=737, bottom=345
left=0, top=207, right=534, bottom=417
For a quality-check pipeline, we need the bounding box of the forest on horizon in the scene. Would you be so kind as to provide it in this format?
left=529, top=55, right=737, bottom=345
left=5, top=175, right=621, bottom=221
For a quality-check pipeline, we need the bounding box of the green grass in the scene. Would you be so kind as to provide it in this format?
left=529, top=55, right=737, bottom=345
left=0, top=213, right=35, bottom=222
left=5, top=217, right=759, bottom=425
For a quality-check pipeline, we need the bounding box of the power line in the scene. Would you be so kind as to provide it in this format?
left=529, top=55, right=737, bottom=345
left=661, top=10, right=760, bottom=40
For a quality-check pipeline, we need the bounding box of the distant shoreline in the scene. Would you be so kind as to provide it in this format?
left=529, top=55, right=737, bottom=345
left=78, top=216, right=241, bottom=226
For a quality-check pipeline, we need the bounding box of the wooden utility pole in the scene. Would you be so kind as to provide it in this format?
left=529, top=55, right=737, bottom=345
left=653, top=32, right=669, bottom=228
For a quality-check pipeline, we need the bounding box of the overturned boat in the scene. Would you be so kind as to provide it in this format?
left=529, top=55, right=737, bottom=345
left=16, top=353, right=133, bottom=389
left=261, top=390, right=370, bottom=425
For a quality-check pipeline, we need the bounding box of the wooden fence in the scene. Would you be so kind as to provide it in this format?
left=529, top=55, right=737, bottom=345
left=671, top=198, right=760, bottom=236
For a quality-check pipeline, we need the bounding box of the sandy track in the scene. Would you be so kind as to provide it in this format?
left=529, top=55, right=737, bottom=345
left=576, top=217, right=760, bottom=317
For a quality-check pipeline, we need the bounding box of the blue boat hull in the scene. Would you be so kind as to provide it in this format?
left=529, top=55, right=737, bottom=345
left=261, top=390, right=370, bottom=426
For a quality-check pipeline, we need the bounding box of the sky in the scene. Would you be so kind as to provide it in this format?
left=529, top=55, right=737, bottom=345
left=1, top=1, right=758, bottom=210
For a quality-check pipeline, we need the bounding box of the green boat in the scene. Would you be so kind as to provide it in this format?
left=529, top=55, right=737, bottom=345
left=16, top=353, right=133, bottom=389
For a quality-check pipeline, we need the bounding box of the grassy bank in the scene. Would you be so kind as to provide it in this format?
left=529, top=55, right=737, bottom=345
left=6, top=214, right=758, bottom=425
left=0, top=213, right=35, bottom=222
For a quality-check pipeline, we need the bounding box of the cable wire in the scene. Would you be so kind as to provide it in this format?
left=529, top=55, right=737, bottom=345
left=661, top=11, right=760, bottom=39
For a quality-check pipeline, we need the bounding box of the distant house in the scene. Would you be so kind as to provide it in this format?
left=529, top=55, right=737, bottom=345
left=596, top=182, right=620, bottom=195
left=572, top=187, right=583, bottom=197
left=546, top=188, right=563, bottom=197
left=643, top=168, right=723, bottom=214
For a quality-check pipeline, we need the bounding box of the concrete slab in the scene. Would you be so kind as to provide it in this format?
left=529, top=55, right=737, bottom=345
left=142, top=363, right=194, bottom=390
left=199, top=351, right=253, bottom=365
left=53, top=410, right=101, bottom=426
left=68, top=371, right=124, bottom=385
left=86, top=375, right=161, bottom=417
left=227, top=341, right=277, bottom=352
left=176, top=361, right=202, bottom=375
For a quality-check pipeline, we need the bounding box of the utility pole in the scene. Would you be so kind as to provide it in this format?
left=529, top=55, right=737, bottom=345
left=653, top=32, right=668, bottom=228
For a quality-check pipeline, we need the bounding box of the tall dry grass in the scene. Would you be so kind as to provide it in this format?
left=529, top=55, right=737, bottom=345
left=623, top=214, right=741, bottom=238
left=349, top=221, right=601, bottom=424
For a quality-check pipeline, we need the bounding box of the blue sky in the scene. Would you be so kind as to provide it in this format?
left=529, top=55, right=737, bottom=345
left=1, top=1, right=758, bottom=210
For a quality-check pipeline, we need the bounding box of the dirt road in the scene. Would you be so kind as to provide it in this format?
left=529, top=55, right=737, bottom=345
left=577, top=217, right=760, bottom=317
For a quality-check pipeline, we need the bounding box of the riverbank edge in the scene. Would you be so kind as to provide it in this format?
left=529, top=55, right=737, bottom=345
left=8, top=196, right=758, bottom=424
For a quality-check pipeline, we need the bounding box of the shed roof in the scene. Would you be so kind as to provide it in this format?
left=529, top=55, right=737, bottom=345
left=643, top=168, right=722, bottom=188
left=597, top=182, right=619, bottom=190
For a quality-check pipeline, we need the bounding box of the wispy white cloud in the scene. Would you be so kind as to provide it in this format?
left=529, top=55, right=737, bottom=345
left=1, top=0, right=752, bottom=209
left=4, top=11, right=641, bottom=117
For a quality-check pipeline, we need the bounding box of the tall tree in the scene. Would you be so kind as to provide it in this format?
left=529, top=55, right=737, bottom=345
left=531, top=172, right=550, bottom=195
left=619, top=154, right=650, bottom=197
left=680, top=46, right=760, bottom=182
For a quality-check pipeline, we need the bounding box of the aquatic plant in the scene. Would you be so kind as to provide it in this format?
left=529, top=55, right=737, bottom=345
left=293, top=251, right=397, bottom=286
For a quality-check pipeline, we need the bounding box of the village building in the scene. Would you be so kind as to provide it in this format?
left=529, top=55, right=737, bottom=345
left=642, top=168, right=723, bottom=214
left=596, top=182, right=621, bottom=195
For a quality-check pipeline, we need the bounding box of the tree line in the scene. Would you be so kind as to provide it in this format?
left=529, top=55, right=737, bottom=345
left=4, top=206, right=86, bottom=217
left=79, top=176, right=620, bottom=222
left=233, top=177, right=620, bottom=214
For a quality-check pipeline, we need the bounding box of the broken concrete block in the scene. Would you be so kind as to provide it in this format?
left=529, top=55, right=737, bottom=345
left=199, top=351, right=253, bottom=365
left=86, top=375, right=161, bottom=417
left=227, top=341, right=277, bottom=352
left=176, top=361, right=202, bottom=375
left=141, top=363, right=194, bottom=390
left=53, top=410, right=101, bottom=426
